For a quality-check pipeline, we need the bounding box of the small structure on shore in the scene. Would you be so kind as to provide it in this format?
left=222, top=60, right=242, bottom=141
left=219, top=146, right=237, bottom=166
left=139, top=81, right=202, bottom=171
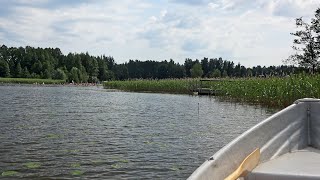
left=192, top=79, right=224, bottom=96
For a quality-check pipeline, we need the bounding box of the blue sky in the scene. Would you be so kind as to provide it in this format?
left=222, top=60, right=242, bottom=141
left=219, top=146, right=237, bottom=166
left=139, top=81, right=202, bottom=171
left=0, top=0, right=319, bottom=66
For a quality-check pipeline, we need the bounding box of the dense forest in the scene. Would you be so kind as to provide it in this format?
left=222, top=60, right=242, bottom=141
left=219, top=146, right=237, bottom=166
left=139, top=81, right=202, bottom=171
left=0, top=45, right=307, bottom=83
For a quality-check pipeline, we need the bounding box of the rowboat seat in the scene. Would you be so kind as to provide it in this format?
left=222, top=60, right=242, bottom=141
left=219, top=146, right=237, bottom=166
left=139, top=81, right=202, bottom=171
left=247, top=147, right=320, bottom=180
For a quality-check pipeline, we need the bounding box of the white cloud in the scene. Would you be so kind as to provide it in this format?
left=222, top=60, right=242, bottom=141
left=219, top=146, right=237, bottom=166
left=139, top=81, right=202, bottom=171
left=264, top=0, right=320, bottom=17
left=0, top=0, right=319, bottom=66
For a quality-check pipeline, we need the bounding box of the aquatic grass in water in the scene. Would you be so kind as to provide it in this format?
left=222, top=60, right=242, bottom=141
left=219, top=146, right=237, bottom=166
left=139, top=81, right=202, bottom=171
left=111, top=163, right=121, bottom=169
left=24, top=162, right=41, bottom=169
left=118, top=159, right=129, bottom=163
left=0, top=77, right=65, bottom=84
left=170, top=165, right=182, bottom=171
left=1, top=170, right=18, bottom=177
left=91, top=160, right=105, bottom=165
left=206, top=74, right=320, bottom=107
left=71, top=163, right=81, bottom=168
left=104, top=79, right=196, bottom=94
left=71, top=170, right=84, bottom=176
left=104, top=75, right=320, bottom=108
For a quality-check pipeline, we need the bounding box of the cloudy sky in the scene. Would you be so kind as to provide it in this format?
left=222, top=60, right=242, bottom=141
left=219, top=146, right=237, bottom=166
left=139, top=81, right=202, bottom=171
left=0, top=0, right=319, bottom=67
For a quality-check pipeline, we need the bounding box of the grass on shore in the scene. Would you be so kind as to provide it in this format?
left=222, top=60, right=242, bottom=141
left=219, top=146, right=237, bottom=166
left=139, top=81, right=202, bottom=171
left=0, top=78, right=65, bottom=84
left=104, top=74, right=320, bottom=108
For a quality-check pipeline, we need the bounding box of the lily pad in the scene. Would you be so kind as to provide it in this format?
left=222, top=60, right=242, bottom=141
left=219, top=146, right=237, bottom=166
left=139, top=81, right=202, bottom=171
left=24, top=162, right=41, bottom=169
left=71, top=170, right=84, bottom=176
left=2, top=170, right=18, bottom=176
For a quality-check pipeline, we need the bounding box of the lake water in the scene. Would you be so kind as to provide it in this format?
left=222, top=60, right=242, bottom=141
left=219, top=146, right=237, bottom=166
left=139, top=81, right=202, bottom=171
left=0, top=85, right=274, bottom=179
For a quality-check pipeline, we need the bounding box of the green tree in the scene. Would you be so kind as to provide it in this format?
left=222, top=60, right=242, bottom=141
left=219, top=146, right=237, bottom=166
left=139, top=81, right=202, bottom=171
left=285, top=10, right=320, bottom=73
left=22, top=67, right=31, bottom=78
left=31, top=60, right=42, bottom=75
left=89, top=58, right=99, bottom=82
left=15, top=62, right=22, bottom=78
left=247, top=69, right=253, bottom=77
left=43, top=69, right=51, bottom=79
left=79, top=66, right=89, bottom=82
left=184, top=58, right=194, bottom=77
left=201, top=57, right=209, bottom=77
left=210, top=69, right=221, bottom=78
left=52, top=69, right=67, bottom=80
left=0, top=60, right=10, bottom=77
left=191, top=63, right=203, bottom=78
left=98, top=59, right=108, bottom=81
left=42, top=61, right=54, bottom=78
left=222, top=70, right=228, bottom=78
left=69, top=67, right=80, bottom=83
left=157, top=64, right=169, bottom=79
left=114, top=64, right=128, bottom=80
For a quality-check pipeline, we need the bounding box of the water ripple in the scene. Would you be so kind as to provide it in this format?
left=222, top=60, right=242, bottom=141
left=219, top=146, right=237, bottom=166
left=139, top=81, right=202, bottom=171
left=0, top=85, right=273, bottom=179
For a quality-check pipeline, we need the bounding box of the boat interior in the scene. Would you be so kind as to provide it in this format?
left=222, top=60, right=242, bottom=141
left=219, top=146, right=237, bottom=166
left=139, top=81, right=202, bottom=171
left=247, top=147, right=320, bottom=180
left=188, top=99, right=320, bottom=180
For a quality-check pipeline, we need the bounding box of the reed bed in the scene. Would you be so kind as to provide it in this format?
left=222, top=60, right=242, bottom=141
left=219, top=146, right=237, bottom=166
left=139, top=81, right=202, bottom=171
left=200, top=74, right=320, bottom=107
left=104, top=75, right=320, bottom=108
left=0, top=78, right=65, bottom=84
left=104, top=79, right=197, bottom=94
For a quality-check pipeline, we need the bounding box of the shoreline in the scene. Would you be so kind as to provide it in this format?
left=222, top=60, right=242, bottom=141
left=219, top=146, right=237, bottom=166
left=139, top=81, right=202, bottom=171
left=103, top=75, right=319, bottom=108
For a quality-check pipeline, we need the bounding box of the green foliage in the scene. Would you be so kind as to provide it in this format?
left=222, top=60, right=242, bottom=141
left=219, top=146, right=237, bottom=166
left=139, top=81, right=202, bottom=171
left=210, top=69, right=221, bottom=78
left=191, top=63, right=203, bottom=78
left=98, top=59, right=108, bottom=81
left=285, top=8, right=320, bottom=72
left=0, top=44, right=311, bottom=82
left=104, top=79, right=196, bottom=94
left=71, top=163, right=81, bottom=168
left=22, top=67, right=31, bottom=78
left=43, top=69, right=51, bottom=79
left=0, top=60, right=10, bottom=77
left=114, top=64, right=128, bottom=80
left=52, top=69, right=67, bottom=80
left=69, top=67, right=80, bottom=83
left=15, top=62, right=22, bottom=78
left=24, top=162, right=41, bottom=169
left=201, top=74, right=320, bottom=107
left=71, top=170, right=84, bottom=176
left=1, top=171, right=18, bottom=177
left=88, top=58, right=99, bottom=82
left=105, top=74, right=320, bottom=108
left=0, top=78, right=64, bottom=84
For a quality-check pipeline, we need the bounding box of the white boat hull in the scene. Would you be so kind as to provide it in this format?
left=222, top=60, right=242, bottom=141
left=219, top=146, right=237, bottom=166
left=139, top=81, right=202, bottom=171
left=188, top=98, right=320, bottom=180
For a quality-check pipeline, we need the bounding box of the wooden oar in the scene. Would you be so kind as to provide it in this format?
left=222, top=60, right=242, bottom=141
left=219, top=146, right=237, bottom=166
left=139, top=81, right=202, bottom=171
left=224, top=148, right=260, bottom=180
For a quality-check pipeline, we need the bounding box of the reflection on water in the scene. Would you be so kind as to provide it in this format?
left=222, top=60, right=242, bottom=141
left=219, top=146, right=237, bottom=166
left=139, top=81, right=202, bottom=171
left=0, top=85, right=273, bottom=179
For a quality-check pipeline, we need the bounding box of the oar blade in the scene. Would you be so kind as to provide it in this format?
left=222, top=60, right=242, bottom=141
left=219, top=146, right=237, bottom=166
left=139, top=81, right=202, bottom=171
left=224, top=148, right=260, bottom=180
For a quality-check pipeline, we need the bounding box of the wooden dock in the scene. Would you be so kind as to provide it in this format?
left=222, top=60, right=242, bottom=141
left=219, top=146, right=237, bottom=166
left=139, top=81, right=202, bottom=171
left=192, top=79, right=224, bottom=96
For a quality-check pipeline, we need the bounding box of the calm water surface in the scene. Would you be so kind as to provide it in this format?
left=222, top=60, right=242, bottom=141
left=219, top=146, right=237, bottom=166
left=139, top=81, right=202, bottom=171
left=0, top=85, right=274, bottom=179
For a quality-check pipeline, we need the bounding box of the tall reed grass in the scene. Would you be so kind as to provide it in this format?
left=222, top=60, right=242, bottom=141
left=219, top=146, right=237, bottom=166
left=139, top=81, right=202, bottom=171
left=104, top=79, right=197, bottom=94
left=104, top=74, right=320, bottom=108
left=197, top=74, right=320, bottom=107
left=0, top=78, right=65, bottom=84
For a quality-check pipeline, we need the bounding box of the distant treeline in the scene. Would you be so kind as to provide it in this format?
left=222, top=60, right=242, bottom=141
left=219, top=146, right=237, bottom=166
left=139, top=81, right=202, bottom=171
left=0, top=45, right=307, bottom=82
